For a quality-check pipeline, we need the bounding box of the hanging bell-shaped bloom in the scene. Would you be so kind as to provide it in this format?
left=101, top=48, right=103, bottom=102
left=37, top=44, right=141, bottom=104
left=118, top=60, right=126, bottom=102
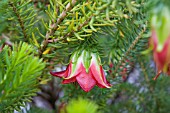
left=150, top=32, right=170, bottom=80
left=150, top=31, right=170, bottom=73
left=50, top=50, right=111, bottom=92
left=150, top=6, right=170, bottom=79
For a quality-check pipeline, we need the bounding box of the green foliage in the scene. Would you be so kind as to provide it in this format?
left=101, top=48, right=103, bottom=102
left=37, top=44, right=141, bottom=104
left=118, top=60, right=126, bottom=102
left=0, top=0, right=170, bottom=113
left=26, top=107, right=52, bottom=113
left=0, top=0, right=9, bottom=34
left=4, top=0, right=38, bottom=43
left=104, top=59, right=170, bottom=113
left=0, top=42, right=45, bottom=112
left=44, top=0, right=146, bottom=64
left=63, top=98, right=99, bottom=113
left=61, top=82, right=117, bottom=111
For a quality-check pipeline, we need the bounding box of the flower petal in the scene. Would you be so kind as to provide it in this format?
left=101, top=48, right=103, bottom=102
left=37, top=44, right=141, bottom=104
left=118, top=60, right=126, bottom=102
left=50, top=63, right=71, bottom=78
left=164, top=37, right=170, bottom=67
left=76, top=65, right=96, bottom=92
left=50, top=70, right=68, bottom=78
left=62, top=77, right=76, bottom=84
left=90, top=59, right=111, bottom=88
left=99, top=66, right=111, bottom=86
left=153, top=34, right=170, bottom=72
left=154, top=50, right=166, bottom=70
left=151, top=30, right=158, bottom=50
left=64, top=56, right=83, bottom=79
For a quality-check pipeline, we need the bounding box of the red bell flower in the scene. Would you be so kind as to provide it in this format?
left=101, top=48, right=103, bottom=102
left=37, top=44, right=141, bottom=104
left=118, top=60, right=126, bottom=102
left=50, top=50, right=111, bottom=92
left=150, top=30, right=170, bottom=80
left=150, top=30, right=170, bottom=73
left=150, top=6, right=170, bottom=79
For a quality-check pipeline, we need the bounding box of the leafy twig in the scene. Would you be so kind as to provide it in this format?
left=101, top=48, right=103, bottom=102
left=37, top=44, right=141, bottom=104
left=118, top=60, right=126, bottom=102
left=10, top=3, right=28, bottom=42
left=48, top=15, right=93, bottom=43
left=39, top=0, right=78, bottom=57
left=113, top=26, right=146, bottom=77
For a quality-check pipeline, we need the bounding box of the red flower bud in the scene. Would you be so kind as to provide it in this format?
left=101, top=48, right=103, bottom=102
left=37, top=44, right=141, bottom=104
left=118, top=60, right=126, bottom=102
left=109, top=63, right=114, bottom=68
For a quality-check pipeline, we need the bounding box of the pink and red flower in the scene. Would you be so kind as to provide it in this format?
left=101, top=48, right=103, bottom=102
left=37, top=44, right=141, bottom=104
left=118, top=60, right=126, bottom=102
left=150, top=30, right=170, bottom=80
left=150, top=30, right=170, bottom=73
left=150, top=6, right=170, bottom=79
left=50, top=50, right=111, bottom=92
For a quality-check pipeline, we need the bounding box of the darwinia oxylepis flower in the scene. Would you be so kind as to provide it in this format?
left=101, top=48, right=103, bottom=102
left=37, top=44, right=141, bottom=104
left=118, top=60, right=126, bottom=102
left=150, top=31, right=170, bottom=73
left=150, top=31, right=170, bottom=80
left=150, top=6, right=170, bottom=80
left=50, top=50, right=111, bottom=92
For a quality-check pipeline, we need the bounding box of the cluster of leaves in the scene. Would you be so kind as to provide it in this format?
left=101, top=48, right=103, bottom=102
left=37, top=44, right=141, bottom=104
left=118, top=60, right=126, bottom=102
left=0, top=43, right=45, bottom=112
left=1, top=0, right=37, bottom=42
left=0, top=0, right=9, bottom=34
left=43, top=0, right=146, bottom=64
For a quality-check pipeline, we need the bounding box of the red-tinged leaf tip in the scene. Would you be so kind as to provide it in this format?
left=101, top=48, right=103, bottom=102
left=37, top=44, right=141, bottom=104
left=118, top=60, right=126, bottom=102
left=109, top=63, right=114, bottom=68
left=122, top=75, right=127, bottom=81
